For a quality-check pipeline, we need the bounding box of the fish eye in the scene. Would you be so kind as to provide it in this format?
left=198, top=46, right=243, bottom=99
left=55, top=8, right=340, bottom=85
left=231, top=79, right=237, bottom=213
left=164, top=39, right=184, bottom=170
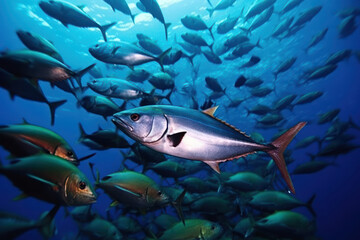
left=211, top=225, right=215, bottom=230
left=79, top=181, right=86, bottom=190
left=157, top=191, right=162, bottom=196
left=130, top=113, right=140, bottom=121
left=95, top=44, right=99, bottom=48
left=67, top=151, right=74, bottom=157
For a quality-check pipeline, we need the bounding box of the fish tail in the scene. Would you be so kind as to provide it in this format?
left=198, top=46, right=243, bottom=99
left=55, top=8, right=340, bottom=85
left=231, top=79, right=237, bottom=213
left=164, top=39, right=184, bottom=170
left=207, top=0, right=213, bottom=7
left=99, top=21, right=117, bottom=41
left=130, top=13, right=138, bottom=24
left=164, top=22, right=171, bottom=40
left=266, top=122, right=307, bottom=194
left=206, top=7, right=214, bottom=17
left=306, top=194, right=316, bottom=217
left=208, top=23, right=215, bottom=40
left=171, top=189, right=186, bottom=225
left=48, top=100, right=67, bottom=125
left=78, top=123, right=87, bottom=142
left=184, top=53, right=196, bottom=66
left=37, top=205, right=60, bottom=239
left=156, top=47, right=172, bottom=71
left=164, top=89, right=173, bottom=104
left=74, top=63, right=96, bottom=89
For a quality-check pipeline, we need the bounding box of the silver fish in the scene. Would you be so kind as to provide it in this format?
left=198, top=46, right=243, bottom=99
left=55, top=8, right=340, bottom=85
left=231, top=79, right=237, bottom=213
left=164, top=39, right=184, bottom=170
left=112, top=105, right=306, bottom=193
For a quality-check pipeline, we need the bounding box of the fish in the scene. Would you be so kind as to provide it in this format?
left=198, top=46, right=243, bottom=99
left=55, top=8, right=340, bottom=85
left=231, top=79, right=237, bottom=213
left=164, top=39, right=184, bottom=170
left=159, top=219, right=223, bottom=240
left=87, top=78, right=145, bottom=100
left=0, top=123, right=79, bottom=163
left=255, top=211, right=316, bottom=238
left=112, top=105, right=307, bottom=193
left=244, top=6, right=274, bottom=34
left=249, top=191, right=316, bottom=216
left=206, top=0, right=236, bottom=17
left=113, top=216, right=142, bottom=234
left=270, top=16, right=294, bottom=38
left=162, top=49, right=184, bottom=65
left=202, top=50, right=222, bottom=64
left=0, top=153, right=96, bottom=205
left=77, top=95, right=124, bottom=120
left=139, top=89, right=172, bottom=106
left=305, top=28, right=328, bottom=52
left=293, top=160, right=335, bottom=174
left=239, top=56, right=261, bottom=68
left=145, top=161, right=188, bottom=179
left=103, top=0, right=136, bottom=23
left=148, top=72, right=175, bottom=91
left=0, top=69, right=66, bottom=125
left=250, top=86, right=273, bottom=97
left=224, top=32, right=249, bottom=49
left=325, top=49, right=352, bottom=65
left=246, top=104, right=273, bottom=116
left=181, top=33, right=213, bottom=51
left=244, top=77, right=263, bottom=87
left=272, top=94, right=297, bottom=111
left=276, top=0, right=304, bottom=16
left=232, top=40, right=261, bottom=58
left=318, top=109, right=340, bottom=124
left=295, top=136, right=321, bottom=149
left=89, top=41, right=171, bottom=71
left=16, top=30, right=63, bottom=62
left=243, top=0, right=276, bottom=22
left=273, top=57, right=297, bottom=80
left=126, top=69, right=150, bottom=82
left=79, top=217, right=122, bottom=240
left=181, top=15, right=214, bottom=39
left=257, top=113, right=284, bottom=126
left=78, top=123, right=130, bottom=150
left=0, top=50, right=95, bottom=88
left=39, top=0, right=117, bottom=41
left=225, top=172, right=270, bottom=191
left=189, top=196, right=235, bottom=214
left=294, top=91, right=323, bottom=105
left=138, top=38, right=163, bottom=55
left=234, top=75, right=247, bottom=88
left=217, top=15, right=240, bottom=34
left=0, top=205, right=59, bottom=240
left=338, top=15, right=357, bottom=38
left=337, top=7, right=360, bottom=19
left=306, top=64, right=337, bottom=81
left=139, top=0, right=170, bottom=40
left=179, top=177, right=218, bottom=193
left=291, top=6, right=322, bottom=29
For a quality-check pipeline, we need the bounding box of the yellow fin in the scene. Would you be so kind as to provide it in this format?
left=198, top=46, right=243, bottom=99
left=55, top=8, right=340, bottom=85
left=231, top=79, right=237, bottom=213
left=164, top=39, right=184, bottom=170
left=202, top=106, right=219, bottom=116
left=13, top=193, right=28, bottom=201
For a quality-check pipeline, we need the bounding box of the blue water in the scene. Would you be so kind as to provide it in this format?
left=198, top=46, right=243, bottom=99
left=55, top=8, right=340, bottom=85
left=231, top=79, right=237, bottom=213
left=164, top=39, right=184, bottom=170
left=0, top=0, right=359, bottom=239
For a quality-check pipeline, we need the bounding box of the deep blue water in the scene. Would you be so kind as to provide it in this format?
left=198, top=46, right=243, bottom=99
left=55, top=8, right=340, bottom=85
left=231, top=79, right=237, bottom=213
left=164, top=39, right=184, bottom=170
left=0, top=0, right=360, bottom=239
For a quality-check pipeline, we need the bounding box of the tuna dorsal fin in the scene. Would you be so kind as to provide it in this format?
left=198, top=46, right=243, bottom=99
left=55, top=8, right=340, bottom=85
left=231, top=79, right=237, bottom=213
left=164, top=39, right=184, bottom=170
left=77, top=4, right=86, bottom=11
left=202, top=106, right=218, bottom=116
left=210, top=114, right=251, bottom=138
left=167, top=132, right=186, bottom=147
left=204, top=161, right=220, bottom=173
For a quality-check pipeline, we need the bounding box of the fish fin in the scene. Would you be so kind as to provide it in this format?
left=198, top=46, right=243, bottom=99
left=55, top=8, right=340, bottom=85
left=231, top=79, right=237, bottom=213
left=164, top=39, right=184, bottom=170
left=111, top=6, right=115, bottom=12
left=204, top=161, right=220, bottom=173
left=99, top=21, right=117, bottom=42
left=74, top=63, right=96, bottom=89
left=77, top=153, right=96, bottom=163
left=209, top=114, right=252, bottom=138
left=164, top=22, right=171, bottom=40
left=156, top=47, right=172, bottom=71
left=266, top=122, right=307, bottom=194
left=208, top=23, right=215, bottom=40
left=13, top=193, right=29, bottom=201
left=114, top=185, right=142, bottom=198
left=77, top=4, right=86, bottom=11
left=61, top=21, right=68, bottom=28
left=111, top=46, right=120, bottom=55
left=37, top=205, right=60, bottom=239
left=78, top=123, right=87, bottom=141
left=171, top=189, right=186, bottom=225
left=306, top=194, right=316, bottom=217
left=29, top=79, right=39, bottom=88
left=9, top=92, right=15, bottom=100
left=130, top=13, right=138, bottom=24
left=167, top=132, right=186, bottom=147
left=27, top=174, right=59, bottom=191
left=206, top=7, right=214, bottom=17
left=202, top=106, right=218, bottom=116
left=48, top=100, right=67, bottom=125
left=110, top=200, right=119, bottom=207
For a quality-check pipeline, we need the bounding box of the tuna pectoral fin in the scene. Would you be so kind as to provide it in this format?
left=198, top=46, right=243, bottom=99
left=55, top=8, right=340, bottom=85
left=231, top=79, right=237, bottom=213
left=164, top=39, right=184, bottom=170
left=48, top=100, right=67, bottom=126
left=164, top=22, right=171, bottom=40
left=114, top=185, right=142, bottom=198
left=306, top=194, right=316, bottom=217
left=266, top=122, right=307, bottom=194
left=99, top=21, right=117, bottom=42
left=204, top=161, right=220, bottom=173
left=157, top=47, right=172, bottom=71
left=74, top=63, right=96, bottom=89
left=167, top=132, right=186, bottom=147
left=27, top=174, right=59, bottom=191
left=37, top=205, right=60, bottom=239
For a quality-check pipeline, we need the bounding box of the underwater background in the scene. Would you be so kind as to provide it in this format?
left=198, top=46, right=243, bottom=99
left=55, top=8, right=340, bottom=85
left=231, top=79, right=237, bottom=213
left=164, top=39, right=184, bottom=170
left=0, top=0, right=359, bottom=239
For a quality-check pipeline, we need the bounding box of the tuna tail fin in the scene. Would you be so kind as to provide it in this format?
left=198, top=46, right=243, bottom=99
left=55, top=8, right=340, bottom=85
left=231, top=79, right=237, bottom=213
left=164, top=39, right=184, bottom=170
left=207, top=0, right=213, bottom=7
left=37, top=205, right=60, bottom=239
left=306, top=194, right=316, bottom=217
left=164, top=89, right=173, bottom=104
left=78, top=123, right=87, bottom=142
left=156, top=47, right=172, bottom=71
left=74, top=63, right=96, bottom=89
left=99, top=21, right=117, bottom=41
left=164, top=22, right=171, bottom=40
left=206, top=7, right=214, bottom=17
left=256, top=39, right=262, bottom=48
left=48, top=100, right=67, bottom=126
left=130, top=13, right=138, bottom=24
left=171, top=189, right=186, bottom=225
left=184, top=53, right=196, bottom=66
left=208, top=23, right=215, bottom=40
left=266, top=122, right=307, bottom=194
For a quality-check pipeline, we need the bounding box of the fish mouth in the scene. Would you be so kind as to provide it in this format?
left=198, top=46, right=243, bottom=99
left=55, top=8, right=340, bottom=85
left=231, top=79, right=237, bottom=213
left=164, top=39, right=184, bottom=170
left=88, top=195, right=97, bottom=204
left=111, top=116, right=133, bottom=132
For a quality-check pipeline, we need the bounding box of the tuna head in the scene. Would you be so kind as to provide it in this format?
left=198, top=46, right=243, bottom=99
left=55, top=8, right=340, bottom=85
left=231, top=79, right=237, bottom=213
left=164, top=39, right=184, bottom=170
left=54, top=144, right=78, bottom=163
left=87, top=79, right=111, bottom=94
left=64, top=172, right=96, bottom=206
left=112, top=107, right=168, bottom=143
left=39, top=0, right=61, bottom=17
left=89, top=43, right=113, bottom=62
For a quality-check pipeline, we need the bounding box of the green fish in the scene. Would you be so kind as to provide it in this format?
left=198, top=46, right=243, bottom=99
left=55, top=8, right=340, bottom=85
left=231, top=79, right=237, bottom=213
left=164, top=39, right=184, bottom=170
left=112, top=105, right=306, bottom=193
left=0, top=154, right=96, bottom=206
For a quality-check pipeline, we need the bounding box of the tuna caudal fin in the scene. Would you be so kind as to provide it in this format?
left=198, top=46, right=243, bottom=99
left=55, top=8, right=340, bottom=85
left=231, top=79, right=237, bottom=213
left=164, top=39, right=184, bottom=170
left=207, top=0, right=213, bottom=7
left=48, top=100, right=67, bottom=126
left=74, top=63, right=96, bottom=89
left=171, top=189, right=186, bottom=225
left=206, top=7, right=215, bottom=17
left=266, top=122, right=307, bottom=194
left=164, top=23, right=171, bottom=40
left=99, top=21, right=117, bottom=41
left=208, top=23, right=215, bottom=40
left=37, top=205, right=60, bottom=239
left=306, top=194, right=316, bottom=217
left=78, top=123, right=87, bottom=142
left=156, top=47, right=172, bottom=71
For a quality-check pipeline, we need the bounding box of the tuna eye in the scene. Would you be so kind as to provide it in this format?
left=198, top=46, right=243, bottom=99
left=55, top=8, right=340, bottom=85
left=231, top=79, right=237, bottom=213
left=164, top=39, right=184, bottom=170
left=211, top=225, right=215, bottom=230
left=130, top=113, right=140, bottom=121
left=95, top=44, right=99, bottom=48
left=67, top=151, right=74, bottom=157
left=79, top=181, right=86, bottom=190
left=157, top=191, right=162, bottom=196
